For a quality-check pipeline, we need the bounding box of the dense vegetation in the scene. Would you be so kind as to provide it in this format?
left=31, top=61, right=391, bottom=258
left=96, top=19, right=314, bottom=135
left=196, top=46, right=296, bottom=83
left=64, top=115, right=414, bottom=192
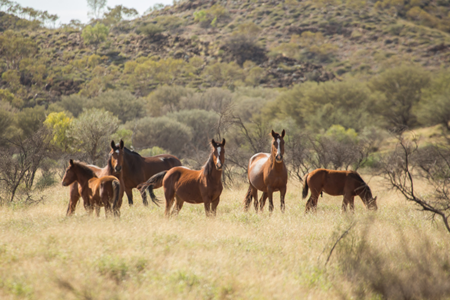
left=1, top=0, right=450, bottom=198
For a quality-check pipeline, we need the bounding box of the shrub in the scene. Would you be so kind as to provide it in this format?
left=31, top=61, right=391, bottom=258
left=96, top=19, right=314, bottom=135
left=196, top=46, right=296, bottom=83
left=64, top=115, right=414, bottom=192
left=129, top=116, right=192, bottom=156
left=146, top=85, right=194, bottom=117
left=93, top=90, right=145, bottom=123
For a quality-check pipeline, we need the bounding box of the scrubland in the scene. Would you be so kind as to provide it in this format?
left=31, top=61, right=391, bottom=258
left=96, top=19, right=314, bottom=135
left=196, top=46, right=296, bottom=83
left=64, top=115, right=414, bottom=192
left=1, top=175, right=449, bottom=300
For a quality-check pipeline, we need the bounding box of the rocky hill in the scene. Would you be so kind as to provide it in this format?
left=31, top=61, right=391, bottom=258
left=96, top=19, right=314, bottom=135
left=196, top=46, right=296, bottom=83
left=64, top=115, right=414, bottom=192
left=1, top=0, right=449, bottom=103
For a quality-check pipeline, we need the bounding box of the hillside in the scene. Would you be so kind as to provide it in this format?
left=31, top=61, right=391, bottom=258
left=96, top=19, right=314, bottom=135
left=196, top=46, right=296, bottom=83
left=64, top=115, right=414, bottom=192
left=1, top=0, right=450, bottom=104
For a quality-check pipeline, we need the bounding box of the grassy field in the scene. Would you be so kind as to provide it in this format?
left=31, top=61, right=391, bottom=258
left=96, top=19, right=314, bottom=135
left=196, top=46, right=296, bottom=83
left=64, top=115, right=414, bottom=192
left=0, top=174, right=449, bottom=299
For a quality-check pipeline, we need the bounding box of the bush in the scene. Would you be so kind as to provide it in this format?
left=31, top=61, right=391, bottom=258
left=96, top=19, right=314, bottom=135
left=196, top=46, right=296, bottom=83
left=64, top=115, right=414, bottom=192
left=129, top=116, right=192, bottom=156
left=93, top=90, right=145, bottom=123
left=146, top=85, right=194, bottom=117
left=138, top=24, right=164, bottom=37
left=167, top=109, right=219, bottom=151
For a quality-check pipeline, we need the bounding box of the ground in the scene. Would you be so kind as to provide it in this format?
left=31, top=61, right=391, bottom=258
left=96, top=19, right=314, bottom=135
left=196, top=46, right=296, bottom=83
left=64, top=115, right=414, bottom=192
left=0, top=174, right=448, bottom=299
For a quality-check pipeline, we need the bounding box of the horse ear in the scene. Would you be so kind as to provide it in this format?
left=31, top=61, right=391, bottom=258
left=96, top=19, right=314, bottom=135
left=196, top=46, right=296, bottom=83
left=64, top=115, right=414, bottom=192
left=271, top=129, right=276, bottom=138
left=373, top=196, right=377, bottom=201
left=211, top=139, right=216, bottom=147
left=110, top=140, right=116, bottom=149
left=222, top=138, right=226, bottom=146
left=69, top=159, right=74, bottom=166
left=119, top=139, right=124, bottom=149
left=281, top=129, right=285, bottom=138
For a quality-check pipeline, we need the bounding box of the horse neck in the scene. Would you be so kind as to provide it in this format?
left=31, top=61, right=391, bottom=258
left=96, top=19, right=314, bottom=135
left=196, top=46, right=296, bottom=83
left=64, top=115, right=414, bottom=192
left=268, top=147, right=284, bottom=172
left=359, top=183, right=372, bottom=201
left=123, top=150, right=142, bottom=173
left=202, top=152, right=222, bottom=181
left=74, top=166, right=95, bottom=187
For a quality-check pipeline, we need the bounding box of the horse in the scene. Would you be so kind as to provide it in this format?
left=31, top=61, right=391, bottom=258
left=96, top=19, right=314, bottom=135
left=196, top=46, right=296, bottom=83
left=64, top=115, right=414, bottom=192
left=302, top=168, right=378, bottom=212
left=109, top=140, right=182, bottom=206
left=66, top=162, right=118, bottom=216
left=244, top=130, right=288, bottom=213
left=138, top=139, right=225, bottom=217
left=62, top=159, right=121, bottom=217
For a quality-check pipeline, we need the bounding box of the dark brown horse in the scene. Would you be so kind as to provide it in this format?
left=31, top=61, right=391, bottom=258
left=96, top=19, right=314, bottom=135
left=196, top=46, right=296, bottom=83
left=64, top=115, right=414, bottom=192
left=62, top=159, right=121, bottom=217
left=109, top=140, right=182, bottom=206
left=244, top=130, right=288, bottom=213
left=302, top=168, right=377, bottom=212
left=138, top=139, right=225, bottom=217
left=66, top=162, right=118, bottom=216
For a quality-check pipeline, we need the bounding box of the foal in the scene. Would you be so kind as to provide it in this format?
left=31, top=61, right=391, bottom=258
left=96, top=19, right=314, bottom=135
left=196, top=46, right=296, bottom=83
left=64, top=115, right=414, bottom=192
left=302, top=168, right=378, bottom=212
left=62, top=159, right=121, bottom=217
left=244, top=130, right=288, bottom=213
left=139, top=139, right=225, bottom=217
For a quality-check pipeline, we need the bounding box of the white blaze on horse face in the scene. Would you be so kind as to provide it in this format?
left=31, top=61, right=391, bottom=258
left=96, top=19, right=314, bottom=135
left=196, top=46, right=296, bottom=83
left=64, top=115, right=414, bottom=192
left=216, top=147, right=221, bottom=165
left=276, top=138, right=281, bottom=156
left=115, top=150, right=119, bottom=154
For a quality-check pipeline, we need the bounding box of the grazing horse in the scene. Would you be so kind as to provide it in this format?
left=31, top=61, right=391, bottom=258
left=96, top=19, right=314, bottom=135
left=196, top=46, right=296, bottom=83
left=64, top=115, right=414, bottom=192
left=302, top=168, right=378, bottom=212
left=109, top=140, right=182, bottom=206
left=62, top=159, right=121, bottom=217
left=66, top=163, right=118, bottom=216
left=138, top=139, right=226, bottom=217
left=244, top=130, right=288, bottom=213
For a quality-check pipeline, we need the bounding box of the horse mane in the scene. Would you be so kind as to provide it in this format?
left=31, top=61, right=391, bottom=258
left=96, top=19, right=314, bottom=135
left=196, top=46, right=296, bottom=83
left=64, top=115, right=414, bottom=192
left=350, top=171, right=373, bottom=199
left=123, top=147, right=142, bottom=157
left=73, top=161, right=97, bottom=178
left=202, top=145, right=216, bottom=176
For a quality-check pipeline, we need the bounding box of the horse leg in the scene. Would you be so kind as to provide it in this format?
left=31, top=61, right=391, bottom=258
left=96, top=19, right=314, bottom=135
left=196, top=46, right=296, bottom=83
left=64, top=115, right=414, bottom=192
left=67, top=183, right=80, bottom=216
left=94, top=204, right=101, bottom=217
left=126, top=188, right=134, bottom=206
left=267, top=188, right=274, bottom=214
left=172, top=195, right=184, bottom=216
left=204, top=200, right=212, bottom=217
left=305, top=191, right=319, bottom=213
left=280, top=186, right=287, bottom=213
left=349, top=195, right=355, bottom=212
left=252, top=188, right=259, bottom=213
left=164, top=188, right=175, bottom=218
left=259, top=192, right=268, bottom=212
left=211, top=196, right=220, bottom=217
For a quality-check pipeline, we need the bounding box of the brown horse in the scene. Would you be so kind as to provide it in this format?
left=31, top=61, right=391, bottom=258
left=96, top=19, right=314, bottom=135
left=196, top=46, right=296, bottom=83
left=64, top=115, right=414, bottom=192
left=109, top=140, right=182, bottom=206
left=302, top=168, right=378, bottom=212
left=138, top=139, right=225, bottom=217
left=244, top=130, right=288, bottom=213
left=66, top=162, right=118, bottom=216
left=62, top=159, right=121, bottom=217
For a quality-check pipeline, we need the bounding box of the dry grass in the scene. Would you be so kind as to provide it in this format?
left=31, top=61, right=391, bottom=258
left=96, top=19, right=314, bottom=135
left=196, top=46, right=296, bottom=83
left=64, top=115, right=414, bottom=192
left=0, top=175, right=448, bottom=299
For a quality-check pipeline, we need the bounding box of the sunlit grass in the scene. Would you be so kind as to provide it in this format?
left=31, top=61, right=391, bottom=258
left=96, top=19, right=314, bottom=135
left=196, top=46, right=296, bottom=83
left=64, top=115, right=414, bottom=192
left=0, top=176, right=447, bottom=299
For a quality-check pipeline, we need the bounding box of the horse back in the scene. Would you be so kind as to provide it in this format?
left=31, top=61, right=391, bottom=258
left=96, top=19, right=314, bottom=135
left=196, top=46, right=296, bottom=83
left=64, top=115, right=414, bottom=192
left=308, top=169, right=363, bottom=196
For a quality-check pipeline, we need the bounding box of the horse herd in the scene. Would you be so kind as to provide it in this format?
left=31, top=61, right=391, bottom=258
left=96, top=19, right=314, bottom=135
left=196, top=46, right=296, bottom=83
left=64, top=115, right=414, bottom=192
left=61, top=130, right=378, bottom=218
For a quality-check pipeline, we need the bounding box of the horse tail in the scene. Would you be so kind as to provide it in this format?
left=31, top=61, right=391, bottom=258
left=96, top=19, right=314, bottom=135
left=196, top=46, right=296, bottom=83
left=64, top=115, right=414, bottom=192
left=141, top=170, right=168, bottom=206
left=302, top=173, right=309, bottom=199
left=112, top=179, right=121, bottom=217
left=243, top=184, right=253, bottom=211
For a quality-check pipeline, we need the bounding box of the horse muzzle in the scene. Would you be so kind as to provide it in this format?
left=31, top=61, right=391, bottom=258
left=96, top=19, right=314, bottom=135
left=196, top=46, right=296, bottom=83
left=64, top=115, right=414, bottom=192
left=62, top=181, right=68, bottom=187
left=216, top=163, right=223, bottom=170
left=275, top=155, right=283, bottom=163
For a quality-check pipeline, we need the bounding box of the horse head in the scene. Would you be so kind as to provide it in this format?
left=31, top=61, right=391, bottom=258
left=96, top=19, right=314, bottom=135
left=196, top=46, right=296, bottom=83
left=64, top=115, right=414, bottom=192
left=271, top=129, right=285, bottom=163
left=109, top=140, right=124, bottom=173
left=367, top=196, right=378, bottom=211
left=211, top=138, right=226, bottom=171
left=62, top=159, right=76, bottom=186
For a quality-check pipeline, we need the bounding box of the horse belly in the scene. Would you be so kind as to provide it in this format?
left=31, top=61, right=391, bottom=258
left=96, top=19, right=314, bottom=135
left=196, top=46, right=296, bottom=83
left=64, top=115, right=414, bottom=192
left=174, top=184, right=203, bottom=204
left=248, top=156, right=269, bottom=192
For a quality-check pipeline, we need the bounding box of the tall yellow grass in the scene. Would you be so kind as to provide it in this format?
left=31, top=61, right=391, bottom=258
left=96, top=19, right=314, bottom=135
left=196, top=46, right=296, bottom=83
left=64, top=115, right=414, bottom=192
left=0, top=175, right=448, bottom=299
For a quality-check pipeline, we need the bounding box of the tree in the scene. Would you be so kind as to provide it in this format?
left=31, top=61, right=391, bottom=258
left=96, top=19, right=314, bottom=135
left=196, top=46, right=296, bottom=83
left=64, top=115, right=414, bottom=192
left=44, top=112, right=73, bottom=151
left=103, top=5, right=138, bottom=26
left=0, top=30, right=38, bottom=70
left=81, top=22, right=109, bottom=53
left=87, top=0, right=107, bottom=19
left=67, top=108, right=119, bottom=164
left=369, top=65, right=430, bottom=131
